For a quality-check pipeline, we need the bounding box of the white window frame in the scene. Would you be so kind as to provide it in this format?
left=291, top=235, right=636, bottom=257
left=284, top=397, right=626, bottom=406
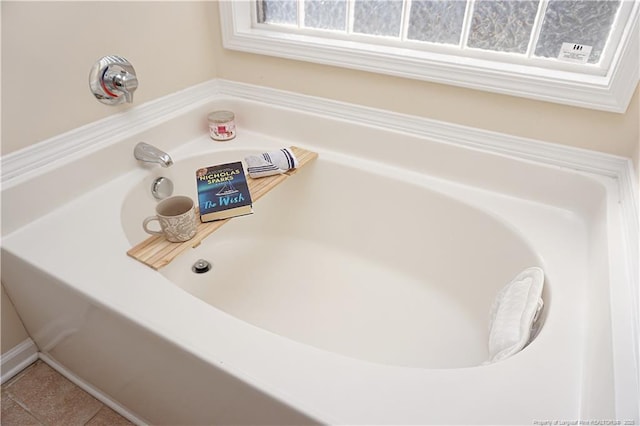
left=219, top=1, right=640, bottom=113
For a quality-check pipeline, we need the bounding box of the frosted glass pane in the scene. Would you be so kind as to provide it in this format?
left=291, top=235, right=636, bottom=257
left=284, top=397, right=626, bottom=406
left=258, top=0, right=297, bottom=25
left=408, top=1, right=467, bottom=45
left=467, top=0, right=539, bottom=53
left=353, top=0, right=403, bottom=37
left=534, top=0, right=620, bottom=64
left=305, top=0, right=347, bottom=30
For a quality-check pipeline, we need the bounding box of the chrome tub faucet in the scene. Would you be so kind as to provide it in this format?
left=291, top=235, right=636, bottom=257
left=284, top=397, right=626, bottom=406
left=134, top=142, right=173, bottom=168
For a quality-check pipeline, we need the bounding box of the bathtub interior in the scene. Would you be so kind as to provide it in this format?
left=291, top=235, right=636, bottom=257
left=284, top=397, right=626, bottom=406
left=122, top=148, right=547, bottom=369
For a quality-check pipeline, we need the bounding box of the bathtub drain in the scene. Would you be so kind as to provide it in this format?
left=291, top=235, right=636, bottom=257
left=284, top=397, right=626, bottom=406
left=192, top=259, right=212, bottom=274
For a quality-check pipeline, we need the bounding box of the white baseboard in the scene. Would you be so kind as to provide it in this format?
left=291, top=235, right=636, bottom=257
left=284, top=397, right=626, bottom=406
left=0, top=338, right=38, bottom=384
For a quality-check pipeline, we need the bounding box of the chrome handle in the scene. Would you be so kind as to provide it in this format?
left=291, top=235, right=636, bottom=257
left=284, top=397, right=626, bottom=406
left=89, top=55, right=138, bottom=105
left=106, top=68, right=138, bottom=103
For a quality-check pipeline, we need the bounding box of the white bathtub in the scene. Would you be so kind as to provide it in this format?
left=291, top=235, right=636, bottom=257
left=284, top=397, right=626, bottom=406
left=2, top=80, right=638, bottom=425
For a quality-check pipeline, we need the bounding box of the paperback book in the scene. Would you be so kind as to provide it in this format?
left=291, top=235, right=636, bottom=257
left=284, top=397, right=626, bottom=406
left=196, top=161, right=253, bottom=222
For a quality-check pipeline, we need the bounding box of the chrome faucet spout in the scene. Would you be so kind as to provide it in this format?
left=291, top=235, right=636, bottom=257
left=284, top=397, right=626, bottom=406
left=134, top=142, right=173, bottom=167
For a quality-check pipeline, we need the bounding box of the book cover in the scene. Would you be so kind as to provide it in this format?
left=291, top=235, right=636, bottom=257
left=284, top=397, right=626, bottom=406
left=196, top=161, right=253, bottom=222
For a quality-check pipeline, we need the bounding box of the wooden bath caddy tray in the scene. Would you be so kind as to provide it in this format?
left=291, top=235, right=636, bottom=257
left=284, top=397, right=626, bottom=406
left=127, top=146, right=318, bottom=270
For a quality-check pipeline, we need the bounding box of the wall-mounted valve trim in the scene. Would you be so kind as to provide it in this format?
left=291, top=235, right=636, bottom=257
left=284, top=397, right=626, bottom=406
left=89, top=55, right=138, bottom=105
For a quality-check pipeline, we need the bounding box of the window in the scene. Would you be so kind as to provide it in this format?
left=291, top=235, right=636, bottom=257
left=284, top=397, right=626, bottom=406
left=220, top=0, right=640, bottom=112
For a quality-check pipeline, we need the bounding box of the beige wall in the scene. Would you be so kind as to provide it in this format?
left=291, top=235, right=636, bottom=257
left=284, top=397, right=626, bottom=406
left=3, top=1, right=637, bottom=160
left=1, top=1, right=218, bottom=154
left=1, top=1, right=638, bottom=356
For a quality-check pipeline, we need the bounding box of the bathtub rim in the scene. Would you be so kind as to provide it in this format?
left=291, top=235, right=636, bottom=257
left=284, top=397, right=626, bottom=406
left=2, top=79, right=637, bottom=229
left=1, top=78, right=638, bottom=421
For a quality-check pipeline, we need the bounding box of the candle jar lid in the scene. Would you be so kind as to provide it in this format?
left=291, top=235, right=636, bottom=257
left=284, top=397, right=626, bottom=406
left=208, top=110, right=234, bottom=123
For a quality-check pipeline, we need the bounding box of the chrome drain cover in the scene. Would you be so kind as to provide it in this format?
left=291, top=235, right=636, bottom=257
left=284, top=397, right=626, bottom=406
left=192, top=259, right=212, bottom=274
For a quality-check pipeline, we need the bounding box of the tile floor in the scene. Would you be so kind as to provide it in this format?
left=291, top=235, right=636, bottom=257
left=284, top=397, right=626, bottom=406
left=1, top=360, right=134, bottom=425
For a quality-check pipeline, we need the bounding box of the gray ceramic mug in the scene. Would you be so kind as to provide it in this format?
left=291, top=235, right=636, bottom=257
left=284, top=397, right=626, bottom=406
left=143, top=195, right=197, bottom=242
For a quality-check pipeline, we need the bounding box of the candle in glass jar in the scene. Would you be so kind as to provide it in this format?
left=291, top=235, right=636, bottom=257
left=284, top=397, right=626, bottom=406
left=208, top=111, right=236, bottom=141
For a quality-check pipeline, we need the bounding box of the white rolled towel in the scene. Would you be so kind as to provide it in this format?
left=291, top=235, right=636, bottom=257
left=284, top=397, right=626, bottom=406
left=245, top=148, right=299, bottom=178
